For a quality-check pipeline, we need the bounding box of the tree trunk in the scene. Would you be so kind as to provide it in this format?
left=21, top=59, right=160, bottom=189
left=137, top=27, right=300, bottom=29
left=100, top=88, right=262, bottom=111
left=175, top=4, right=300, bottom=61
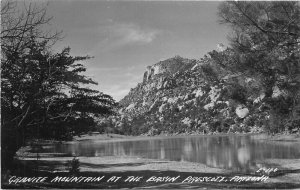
left=1, top=123, right=24, bottom=172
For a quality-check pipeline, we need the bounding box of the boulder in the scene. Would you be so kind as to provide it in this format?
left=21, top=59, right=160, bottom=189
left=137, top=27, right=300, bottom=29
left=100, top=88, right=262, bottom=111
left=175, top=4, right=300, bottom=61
left=235, top=105, right=249, bottom=118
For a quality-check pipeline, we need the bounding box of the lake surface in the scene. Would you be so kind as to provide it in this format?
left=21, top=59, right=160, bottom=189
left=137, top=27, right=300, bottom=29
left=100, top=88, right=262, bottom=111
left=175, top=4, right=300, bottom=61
left=44, top=134, right=300, bottom=172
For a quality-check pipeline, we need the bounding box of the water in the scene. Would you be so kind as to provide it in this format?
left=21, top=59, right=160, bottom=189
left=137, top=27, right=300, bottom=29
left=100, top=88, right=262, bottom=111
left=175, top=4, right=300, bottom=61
left=43, top=134, right=300, bottom=172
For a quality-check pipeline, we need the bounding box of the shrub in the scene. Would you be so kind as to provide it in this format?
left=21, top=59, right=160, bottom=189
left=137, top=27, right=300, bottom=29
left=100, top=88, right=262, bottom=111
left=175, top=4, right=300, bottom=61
left=244, top=116, right=255, bottom=127
left=285, top=119, right=300, bottom=133
left=68, top=157, right=80, bottom=174
left=222, top=122, right=230, bottom=133
left=225, top=84, right=247, bottom=104
left=208, top=120, right=221, bottom=132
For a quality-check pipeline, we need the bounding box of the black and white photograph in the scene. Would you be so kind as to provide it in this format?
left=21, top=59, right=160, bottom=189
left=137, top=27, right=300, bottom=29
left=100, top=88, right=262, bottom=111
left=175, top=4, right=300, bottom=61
left=1, top=0, right=300, bottom=189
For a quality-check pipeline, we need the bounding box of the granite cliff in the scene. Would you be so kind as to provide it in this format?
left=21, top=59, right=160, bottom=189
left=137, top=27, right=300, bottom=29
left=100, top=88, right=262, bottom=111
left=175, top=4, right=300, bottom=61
left=100, top=51, right=294, bottom=136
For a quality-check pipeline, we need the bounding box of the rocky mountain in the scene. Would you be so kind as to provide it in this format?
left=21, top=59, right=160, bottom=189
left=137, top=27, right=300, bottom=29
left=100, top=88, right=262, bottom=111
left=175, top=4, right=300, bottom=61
left=102, top=53, right=280, bottom=136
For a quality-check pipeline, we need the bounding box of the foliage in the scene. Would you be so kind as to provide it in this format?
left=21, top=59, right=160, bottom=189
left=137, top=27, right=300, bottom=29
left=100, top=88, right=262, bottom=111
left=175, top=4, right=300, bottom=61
left=1, top=1, right=116, bottom=170
left=218, top=1, right=300, bottom=132
left=68, top=157, right=80, bottom=175
left=200, top=63, right=219, bottom=82
left=224, top=83, right=247, bottom=104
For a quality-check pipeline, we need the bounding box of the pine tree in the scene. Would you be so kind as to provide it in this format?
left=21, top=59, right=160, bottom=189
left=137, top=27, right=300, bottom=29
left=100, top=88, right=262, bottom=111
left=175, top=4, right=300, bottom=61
left=218, top=1, right=300, bottom=132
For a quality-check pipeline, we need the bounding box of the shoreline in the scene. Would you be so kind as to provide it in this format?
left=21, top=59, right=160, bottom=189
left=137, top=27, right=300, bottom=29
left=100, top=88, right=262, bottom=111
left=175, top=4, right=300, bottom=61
left=24, top=131, right=300, bottom=146
left=10, top=132, right=300, bottom=189
left=16, top=132, right=300, bottom=173
left=73, top=132, right=259, bottom=142
left=71, top=132, right=300, bottom=145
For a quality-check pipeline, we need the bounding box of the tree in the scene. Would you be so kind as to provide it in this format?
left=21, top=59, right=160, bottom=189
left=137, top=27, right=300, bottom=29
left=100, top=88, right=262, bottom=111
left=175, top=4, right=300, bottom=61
left=218, top=1, right=300, bottom=132
left=1, top=1, right=61, bottom=54
left=1, top=1, right=116, bottom=171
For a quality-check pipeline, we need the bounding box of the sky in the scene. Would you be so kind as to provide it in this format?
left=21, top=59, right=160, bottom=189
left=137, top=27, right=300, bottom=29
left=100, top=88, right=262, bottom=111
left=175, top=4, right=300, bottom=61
left=33, top=0, right=230, bottom=101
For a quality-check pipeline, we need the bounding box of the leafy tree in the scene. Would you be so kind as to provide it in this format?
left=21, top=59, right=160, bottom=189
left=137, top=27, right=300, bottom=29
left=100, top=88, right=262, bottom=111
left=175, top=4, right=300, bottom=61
left=217, top=1, right=300, bottom=132
left=1, top=1, right=115, bottom=171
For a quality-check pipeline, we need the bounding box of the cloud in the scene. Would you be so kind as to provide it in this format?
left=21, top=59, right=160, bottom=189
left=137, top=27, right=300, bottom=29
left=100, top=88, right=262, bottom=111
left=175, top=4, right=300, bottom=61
left=111, top=23, right=160, bottom=43
left=98, top=22, right=161, bottom=51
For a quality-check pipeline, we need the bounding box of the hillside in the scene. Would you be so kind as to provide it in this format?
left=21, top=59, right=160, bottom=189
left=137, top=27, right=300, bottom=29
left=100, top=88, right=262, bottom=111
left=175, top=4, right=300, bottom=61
left=100, top=51, right=297, bottom=136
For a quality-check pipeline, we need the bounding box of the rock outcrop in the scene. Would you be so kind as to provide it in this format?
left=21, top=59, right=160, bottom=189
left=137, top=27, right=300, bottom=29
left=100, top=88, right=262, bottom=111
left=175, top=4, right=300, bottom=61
left=142, top=56, right=197, bottom=82
left=105, top=55, right=272, bottom=136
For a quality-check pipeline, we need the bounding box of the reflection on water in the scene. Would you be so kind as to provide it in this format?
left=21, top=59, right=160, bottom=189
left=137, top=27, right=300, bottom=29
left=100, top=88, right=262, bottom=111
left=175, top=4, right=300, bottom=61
left=45, top=135, right=300, bottom=172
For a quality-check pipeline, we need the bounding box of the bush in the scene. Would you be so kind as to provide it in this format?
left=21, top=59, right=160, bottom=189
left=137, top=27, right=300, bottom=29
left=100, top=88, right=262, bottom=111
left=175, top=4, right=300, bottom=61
left=225, top=84, right=247, bottom=104
left=222, top=122, right=230, bottom=133
left=285, top=119, right=300, bottom=133
left=244, top=116, right=255, bottom=127
left=68, top=157, right=80, bottom=174
left=208, top=120, right=221, bottom=132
